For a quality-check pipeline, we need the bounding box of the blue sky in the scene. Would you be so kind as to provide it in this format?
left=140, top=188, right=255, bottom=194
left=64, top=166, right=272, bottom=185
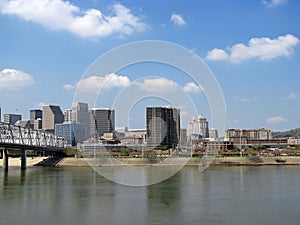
left=0, top=0, right=299, bottom=133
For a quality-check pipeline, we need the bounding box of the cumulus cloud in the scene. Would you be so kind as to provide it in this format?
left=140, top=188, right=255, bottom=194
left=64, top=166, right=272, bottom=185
left=206, top=34, right=299, bottom=63
left=76, top=73, right=131, bottom=93
left=183, top=82, right=203, bottom=93
left=206, top=48, right=229, bottom=61
left=134, top=78, right=177, bottom=93
left=0, top=68, right=34, bottom=90
left=170, top=13, right=186, bottom=26
left=262, top=0, right=287, bottom=7
left=0, top=0, right=147, bottom=39
left=266, top=116, right=287, bottom=123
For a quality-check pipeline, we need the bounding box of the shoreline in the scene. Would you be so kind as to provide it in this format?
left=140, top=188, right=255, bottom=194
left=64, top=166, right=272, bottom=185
left=55, top=156, right=300, bottom=167
left=1, top=156, right=300, bottom=168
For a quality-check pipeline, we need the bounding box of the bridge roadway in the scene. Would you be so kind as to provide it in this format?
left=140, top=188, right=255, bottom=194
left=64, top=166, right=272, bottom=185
left=0, top=122, right=65, bottom=171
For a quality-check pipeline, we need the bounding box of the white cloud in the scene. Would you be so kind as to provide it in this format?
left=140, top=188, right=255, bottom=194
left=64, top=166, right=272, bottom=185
left=206, top=34, right=299, bottom=63
left=266, top=116, right=287, bottom=123
left=63, top=84, right=75, bottom=90
left=284, top=92, right=300, bottom=100
left=0, top=68, right=34, bottom=90
left=262, top=0, right=287, bottom=7
left=170, top=13, right=186, bottom=26
left=134, top=78, right=177, bottom=93
left=183, top=82, right=203, bottom=93
left=206, top=48, right=229, bottom=61
left=0, top=0, right=147, bottom=39
left=77, top=73, right=131, bottom=93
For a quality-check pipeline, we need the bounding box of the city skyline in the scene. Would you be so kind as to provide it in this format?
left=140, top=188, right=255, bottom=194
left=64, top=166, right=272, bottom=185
left=0, top=0, right=299, bottom=132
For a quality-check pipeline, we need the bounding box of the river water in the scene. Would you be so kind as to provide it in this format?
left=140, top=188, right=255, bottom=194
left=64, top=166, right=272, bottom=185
left=1, top=166, right=300, bottom=225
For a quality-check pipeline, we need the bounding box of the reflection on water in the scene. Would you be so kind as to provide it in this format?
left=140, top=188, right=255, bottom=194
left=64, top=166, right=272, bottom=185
left=1, top=166, right=300, bottom=225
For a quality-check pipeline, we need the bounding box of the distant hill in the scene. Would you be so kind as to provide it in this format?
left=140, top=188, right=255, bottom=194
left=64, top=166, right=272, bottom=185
left=272, top=127, right=300, bottom=138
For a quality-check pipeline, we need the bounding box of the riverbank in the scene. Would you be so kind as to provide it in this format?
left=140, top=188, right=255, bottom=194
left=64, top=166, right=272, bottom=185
left=1, top=156, right=300, bottom=168
left=0, top=157, right=48, bottom=167
left=57, top=156, right=300, bottom=167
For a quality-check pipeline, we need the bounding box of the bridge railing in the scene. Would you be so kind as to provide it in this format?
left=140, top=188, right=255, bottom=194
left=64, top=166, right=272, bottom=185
left=0, top=122, right=65, bottom=149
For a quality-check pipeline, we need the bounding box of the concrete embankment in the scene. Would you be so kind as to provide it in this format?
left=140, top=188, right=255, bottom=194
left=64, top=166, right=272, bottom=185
left=57, top=156, right=300, bottom=167
left=2, top=156, right=300, bottom=168
left=0, top=157, right=47, bottom=167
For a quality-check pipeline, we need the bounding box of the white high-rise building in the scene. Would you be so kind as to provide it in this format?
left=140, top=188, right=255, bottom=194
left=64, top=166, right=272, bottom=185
left=71, top=102, right=90, bottom=139
left=64, top=109, right=72, bottom=122
left=188, top=115, right=209, bottom=140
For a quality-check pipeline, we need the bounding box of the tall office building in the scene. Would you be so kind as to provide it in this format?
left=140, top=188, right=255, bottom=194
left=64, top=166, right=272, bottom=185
left=71, top=102, right=90, bottom=139
left=42, top=105, right=64, bottom=133
left=30, top=109, right=42, bottom=122
left=90, top=108, right=115, bottom=139
left=4, top=114, right=22, bottom=125
left=146, top=106, right=180, bottom=148
left=30, top=109, right=42, bottom=129
left=187, top=115, right=209, bottom=139
left=55, top=122, right=85, bottom=146
left=64, top=109, right=72, bottom=122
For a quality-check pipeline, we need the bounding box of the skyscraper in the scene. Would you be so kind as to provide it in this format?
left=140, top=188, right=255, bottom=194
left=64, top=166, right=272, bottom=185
left=42, top=105, right=64, bottom=133
left=55, top=122, right=85, bottom=146
left=146, top=106, right=180, bottom=148
left=64, top=109, right=72, bottom=122
left=188, top=115, right=209, bottom=140
left=71, top=102, right=90, bottom=138
left=4, top=114, right=22, bottom=125
left=30, top=109, right=42, bottom=122
left=30, top=109, right=42, bottom=129
left=90, top=108, right=115, bottom=139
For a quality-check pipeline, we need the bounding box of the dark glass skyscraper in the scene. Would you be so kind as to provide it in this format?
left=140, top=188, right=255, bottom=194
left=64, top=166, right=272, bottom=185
left=146, top=106, right=180, bottom=148
left=90, top=108, right=115, bottom=139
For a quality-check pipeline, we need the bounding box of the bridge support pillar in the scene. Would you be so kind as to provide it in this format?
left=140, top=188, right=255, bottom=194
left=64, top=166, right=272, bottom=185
left=3, top=149, right=9, bottom=172
left=21, top=149, right=27, bottom=170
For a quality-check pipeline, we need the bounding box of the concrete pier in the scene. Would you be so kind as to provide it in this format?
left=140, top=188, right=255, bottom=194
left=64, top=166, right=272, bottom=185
left=21, top=149, right=27, bottom=170
left=2, top=149, right=8, bottom=172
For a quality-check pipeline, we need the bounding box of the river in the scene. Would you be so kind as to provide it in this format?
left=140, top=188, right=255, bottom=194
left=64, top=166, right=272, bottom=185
left=1, top=166, right=300, bottom=225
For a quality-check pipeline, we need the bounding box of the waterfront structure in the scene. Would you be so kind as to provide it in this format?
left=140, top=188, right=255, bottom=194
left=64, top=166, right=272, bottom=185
left=187, top=115, right=209, bottom=140
left=125, top=128, right=147, bottom=144
left=3, top=113, right=22, bottom=125
left=224, top=128, right=272, bottom=143
left=288, top=138, right=300, bottom=145
left=201, top=140, right=234, bottom=151
left=42, top=105, right=64, bottom=133
left=0, top=121, right=65, bottom=171
left=146, top=106, right=180, bottom=148
left=90, top=108, right=115, bottom=139
left=71, top=102, right=90, bottom=139
left=55, top=122, right=85, bottom=146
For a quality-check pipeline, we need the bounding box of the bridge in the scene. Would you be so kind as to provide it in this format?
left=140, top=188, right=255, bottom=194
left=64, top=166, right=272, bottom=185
left=0, top=122, right=65, bottom=171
